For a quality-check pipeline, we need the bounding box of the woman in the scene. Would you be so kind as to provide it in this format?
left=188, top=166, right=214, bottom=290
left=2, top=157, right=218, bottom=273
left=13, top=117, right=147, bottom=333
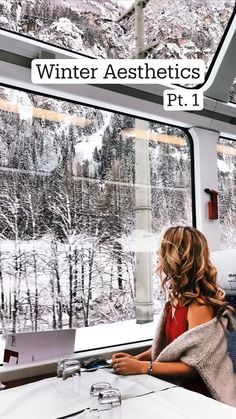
left=112, top=226, right=236, bottom=407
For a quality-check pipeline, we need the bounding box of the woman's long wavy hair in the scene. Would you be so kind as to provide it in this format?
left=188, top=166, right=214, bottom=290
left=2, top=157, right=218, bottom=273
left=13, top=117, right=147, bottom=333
left=157, top=226, right=233, bottom=316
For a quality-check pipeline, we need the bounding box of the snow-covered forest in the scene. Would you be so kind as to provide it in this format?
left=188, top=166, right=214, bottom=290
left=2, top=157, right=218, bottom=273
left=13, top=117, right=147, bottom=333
left=0, top=0, right=235, bottom=333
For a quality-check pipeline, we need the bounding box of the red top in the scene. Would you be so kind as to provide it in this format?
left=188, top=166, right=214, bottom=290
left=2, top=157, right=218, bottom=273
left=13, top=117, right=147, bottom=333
left=165, top=302, right=212, bottom=398
left=165, top=302, right=188, bottom=346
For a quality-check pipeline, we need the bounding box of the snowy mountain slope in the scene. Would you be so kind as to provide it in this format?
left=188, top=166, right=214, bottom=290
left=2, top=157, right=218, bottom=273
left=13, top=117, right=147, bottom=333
left=0, top=0, right=235, bottom=64
left=0, top=0, right=128, bottom=58
left=122, top=0, right=235, bottom=65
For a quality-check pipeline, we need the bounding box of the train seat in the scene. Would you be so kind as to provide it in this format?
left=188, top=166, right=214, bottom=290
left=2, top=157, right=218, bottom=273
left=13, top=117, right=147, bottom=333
left=211, top=250, right=236, bottom=373
left=226, top=295, right=236, bottom=373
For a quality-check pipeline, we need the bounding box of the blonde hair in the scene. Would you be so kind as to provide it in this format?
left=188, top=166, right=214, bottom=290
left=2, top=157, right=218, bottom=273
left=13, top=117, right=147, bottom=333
left=157, top=226, right=233, bottom=316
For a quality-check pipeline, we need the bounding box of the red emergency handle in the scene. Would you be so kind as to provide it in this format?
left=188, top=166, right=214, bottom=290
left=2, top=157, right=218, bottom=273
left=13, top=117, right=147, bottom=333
left=204, top=189, right=219, bottom=220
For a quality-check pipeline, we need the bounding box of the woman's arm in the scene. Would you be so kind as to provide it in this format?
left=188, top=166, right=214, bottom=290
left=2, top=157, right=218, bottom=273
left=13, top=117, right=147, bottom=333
left=112, top=348, right=152, bottom=362
left=134, top=348, right=152, bottom=361
left=148, top=360, right=196, bottom=377
left=112, top=301, right=214, bottom=377
left=112, top=357, right=197, bottom=377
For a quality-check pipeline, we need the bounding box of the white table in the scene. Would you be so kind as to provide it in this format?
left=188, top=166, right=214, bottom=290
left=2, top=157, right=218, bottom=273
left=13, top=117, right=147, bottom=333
left=0, top=369, right=235, bottom=418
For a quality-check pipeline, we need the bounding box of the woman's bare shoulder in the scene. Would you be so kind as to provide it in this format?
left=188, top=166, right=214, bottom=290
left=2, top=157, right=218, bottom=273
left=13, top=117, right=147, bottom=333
left=187, top=300, right=214, bottom=329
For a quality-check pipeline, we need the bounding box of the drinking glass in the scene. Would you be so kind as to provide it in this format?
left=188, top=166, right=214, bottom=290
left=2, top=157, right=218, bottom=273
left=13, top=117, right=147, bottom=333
left=98, top=388, right=122, bottom=419
left=89, top=382, right=112, bottom=417
left=57, top=357, right=72, bottom=378
left=62, top=359, right=81, bottom=395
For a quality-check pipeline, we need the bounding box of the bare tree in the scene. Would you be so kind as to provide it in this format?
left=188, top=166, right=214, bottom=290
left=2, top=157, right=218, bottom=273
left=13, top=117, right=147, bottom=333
left=0, top=181, right=27, bottom=332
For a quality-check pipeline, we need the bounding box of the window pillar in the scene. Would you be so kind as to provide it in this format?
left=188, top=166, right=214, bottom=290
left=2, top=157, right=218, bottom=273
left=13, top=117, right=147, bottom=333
left=190, top=127, right=221, bottom=251
left=134, top=119, right=153, bottom=323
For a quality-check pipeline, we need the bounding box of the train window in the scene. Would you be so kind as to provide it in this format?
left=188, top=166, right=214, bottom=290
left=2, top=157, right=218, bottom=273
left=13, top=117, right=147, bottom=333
left=0, top=1, right=235, bottom=67
left=217, top=137, right=236, bottom=249
left=122, top=1, right=236, bottom=71
left=0, top=85, right=192, bottom=345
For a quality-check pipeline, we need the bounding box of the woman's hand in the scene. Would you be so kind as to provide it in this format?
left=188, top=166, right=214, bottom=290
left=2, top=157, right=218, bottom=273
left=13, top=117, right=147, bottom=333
left=112, top=356, right=148, bottom=375
left=112, top=352, right=134, bottom=361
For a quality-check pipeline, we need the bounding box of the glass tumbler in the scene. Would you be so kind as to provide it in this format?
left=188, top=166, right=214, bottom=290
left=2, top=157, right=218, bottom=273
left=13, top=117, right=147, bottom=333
left=90, top=382, right=112, bottom=417
left=98, top=388, right=122, bottom=419
left=62, top=359, right=81, bottom=395
left=57, top=357, right=71, bottom=378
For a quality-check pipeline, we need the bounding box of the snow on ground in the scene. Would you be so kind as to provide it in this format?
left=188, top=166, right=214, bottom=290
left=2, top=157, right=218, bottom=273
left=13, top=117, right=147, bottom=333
left=0, top=233, right=138, bottom=329
left=118, top=0, right=134, bottom=10
left=76, top=312, right=160, bottom=351
left=217, top=159, right=230, bottom=174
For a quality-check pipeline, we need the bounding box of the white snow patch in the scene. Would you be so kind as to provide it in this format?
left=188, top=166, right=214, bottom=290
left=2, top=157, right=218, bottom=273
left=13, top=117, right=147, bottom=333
left=75, top=113, right=112, bottom=161
left=217, top=159, right=230, bottom=173
left=118, top=0, right=134, bottom=10
left=75, top=312, right=160, bottom=352
left=0, top=16, right=9, bottom=26
left=51, top=18, right=76, bottom=35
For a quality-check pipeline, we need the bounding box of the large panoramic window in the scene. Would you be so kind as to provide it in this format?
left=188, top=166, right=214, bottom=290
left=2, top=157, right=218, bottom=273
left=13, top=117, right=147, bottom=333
left=217, top=137, right=236, bottom=248
left=0, top=0, right=235, bottom=68
left=0, top=85, right=192, bottom=335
